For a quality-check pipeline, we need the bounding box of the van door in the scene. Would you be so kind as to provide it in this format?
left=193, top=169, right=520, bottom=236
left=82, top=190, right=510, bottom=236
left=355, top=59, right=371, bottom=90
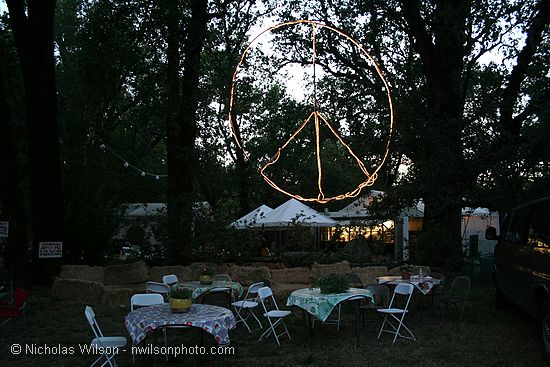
left=496, top=206, right=530, bottom=301
left=526, top=202, right=550, bottom=317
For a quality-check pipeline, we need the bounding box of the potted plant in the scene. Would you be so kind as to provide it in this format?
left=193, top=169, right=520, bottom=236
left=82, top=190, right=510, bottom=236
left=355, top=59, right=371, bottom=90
left=400, top=263, right=413, bottom=280
left=314, top=273, right=349, bottom=294
left=199, top=267, right=215, bottom=285
left=169, top=284, right=193, bottom=313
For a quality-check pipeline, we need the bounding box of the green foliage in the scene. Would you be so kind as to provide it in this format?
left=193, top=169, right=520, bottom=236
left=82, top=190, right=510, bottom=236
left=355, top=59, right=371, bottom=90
left=200, top=267, right=215, bottom=276
left=314, top=273, right=349, bottom=294
left=169, top=284, right=193, bottom=300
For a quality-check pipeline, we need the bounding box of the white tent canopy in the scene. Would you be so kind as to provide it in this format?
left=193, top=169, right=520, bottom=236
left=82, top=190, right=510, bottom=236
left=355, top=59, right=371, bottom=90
left=255, top=198, right=337, bottom=228
left=229, top=204, right=273, bottom=229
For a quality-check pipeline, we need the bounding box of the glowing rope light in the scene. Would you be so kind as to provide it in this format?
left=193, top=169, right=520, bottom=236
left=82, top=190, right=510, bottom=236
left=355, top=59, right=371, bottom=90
left=228, top=20, right=394, bottom=203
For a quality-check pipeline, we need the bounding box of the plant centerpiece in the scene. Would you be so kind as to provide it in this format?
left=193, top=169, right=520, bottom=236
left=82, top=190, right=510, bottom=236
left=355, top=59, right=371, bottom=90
left=314, top=273, right=349, bottom=294
left=400, top=263, right=413, bottom=280
left=199, top=267, right=215, bottom=285
left=169, top=284, right=193, bottom=313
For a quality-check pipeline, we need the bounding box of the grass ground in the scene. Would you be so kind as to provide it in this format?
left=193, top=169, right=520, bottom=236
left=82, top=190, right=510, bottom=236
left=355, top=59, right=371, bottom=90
left=0, top=283, right=546, bottom=367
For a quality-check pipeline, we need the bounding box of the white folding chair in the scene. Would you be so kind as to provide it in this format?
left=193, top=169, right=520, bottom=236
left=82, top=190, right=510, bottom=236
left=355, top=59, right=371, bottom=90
left=377, top=282, right=416, bottom=344
left=130, top=293, right=164, bottom=311
left=231, top=281, right=264, bottom=332
left=84, top=306, right=127, bottom=367
left=145, top=281, right=170, bottom=296
left=162, top=274, right=178, bottom=286
left=129, top=293, right=166, bottom=362
left=214, top=274, right=232, bottom=282
left=257, top=286, right=291, bottom=346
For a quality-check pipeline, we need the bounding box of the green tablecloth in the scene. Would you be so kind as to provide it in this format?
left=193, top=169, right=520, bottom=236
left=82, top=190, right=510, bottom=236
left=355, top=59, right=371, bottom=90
left=180, top=281, right=244, bottom=299
left=286, top=287, right=374, bottom=322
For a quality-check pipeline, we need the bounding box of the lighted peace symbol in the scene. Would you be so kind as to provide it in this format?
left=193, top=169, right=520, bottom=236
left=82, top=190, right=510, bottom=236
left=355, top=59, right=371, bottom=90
left=228, top=20, right=394, bottom=204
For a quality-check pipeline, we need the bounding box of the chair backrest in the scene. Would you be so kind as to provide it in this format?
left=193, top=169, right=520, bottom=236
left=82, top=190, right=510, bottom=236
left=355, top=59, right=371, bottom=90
left=366, top=284, right=390, bottom=308
left=131, top=293, right=164, bottom=311
left=84, top=306, right=103, bottom=338
left=248, top=282, right=264, bottom=295
left=214, top=274, right=232, bottom=282
left=449, top=276, right=471, bottom=300
left=346, top=273, right=364, bottom=288
left=145, top=281, right=170, bottom=294
left=429, top=272, right=446, bottom=286
left=257, top=286, right=280, bottom=313
left=239, top=282, right=263, bottom=303
left=388, top=283, right=414, bottom=311
left=196, top=287, right=232, bottom=309
left=162, top=274, right=178, bottom=286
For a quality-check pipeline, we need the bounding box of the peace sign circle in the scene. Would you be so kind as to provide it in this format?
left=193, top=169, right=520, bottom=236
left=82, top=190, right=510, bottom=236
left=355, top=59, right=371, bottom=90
left=228, top=20, right=394, bottom=203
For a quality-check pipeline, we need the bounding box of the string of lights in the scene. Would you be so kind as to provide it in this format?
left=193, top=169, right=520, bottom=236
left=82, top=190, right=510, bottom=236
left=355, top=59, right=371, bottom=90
left=228, top=19, right=394, bottom=203
left=98, top=140, right=167, bottom=179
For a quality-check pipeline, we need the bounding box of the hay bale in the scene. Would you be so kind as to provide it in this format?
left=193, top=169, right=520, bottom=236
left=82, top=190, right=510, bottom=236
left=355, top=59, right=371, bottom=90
left=350, top=266, right=388, bottom=286
left=149, top=266, right=193, bottom=282
left=59, top=265, right=105, bottom=283
left=104, top=261, right=149, bottom=285
left=188, top=263, right=232, bottom=279
left=102, top=285, right=144, bottom=306
left=272, top=283, right=308, bottom=301
left=311, top=261, right=351, bottom=281
left=51, top=278, right=104, bottom=304
left=230, top=265, right=271, bottom=286
left=271, top=267, right=312, bottom=285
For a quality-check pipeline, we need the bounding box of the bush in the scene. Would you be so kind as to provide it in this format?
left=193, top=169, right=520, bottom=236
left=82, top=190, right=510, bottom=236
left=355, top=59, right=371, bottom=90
left=314, top=273, right=349, bottom=294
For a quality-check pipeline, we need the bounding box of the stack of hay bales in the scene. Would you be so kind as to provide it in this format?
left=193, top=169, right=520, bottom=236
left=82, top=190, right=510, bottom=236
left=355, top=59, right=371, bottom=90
left=101, top=261, right=149, bottom=306
left=149, top=265, right=193, bottom=283
left=51, top=265, right=105, bottom=304
left=229, top=265, right=271, bottom=286
left=270, top=267, right=312, bottom=300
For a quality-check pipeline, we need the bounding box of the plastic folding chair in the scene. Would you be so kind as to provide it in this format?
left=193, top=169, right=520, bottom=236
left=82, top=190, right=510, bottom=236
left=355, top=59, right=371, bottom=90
left=257, top=286, right=291, bottom=346
left=130, top=293, right=164, bottom=311
left=377, top=282, right=416, bottom=344
left=145, top=281, right=170, bottom=296
left=214, top=274, right=232, bottom=282
left=130, top=293, right=165, bottom=362
left=231, top=282, right=264, bottom=332
left=361, top=284, right=390, bottom=325
left=162, top=274, right=178, bottom=286
left=195, top=287, right=233, bottom=310
left=84, top=306, right=127, bottom=367
left=444, top=275, right=471, bottom=322
left=0, top=288, right=29, bottom=336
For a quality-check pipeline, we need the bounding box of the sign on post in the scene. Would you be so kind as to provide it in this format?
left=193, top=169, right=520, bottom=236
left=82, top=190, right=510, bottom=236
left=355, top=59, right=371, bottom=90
left=38, top=242, right=63, bottom=258
left=0, top=221, right=8, bottom=238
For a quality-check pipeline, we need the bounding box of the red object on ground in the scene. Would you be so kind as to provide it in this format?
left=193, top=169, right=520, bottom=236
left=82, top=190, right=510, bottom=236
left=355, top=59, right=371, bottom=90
left=0, top=288, right=29, bottom=335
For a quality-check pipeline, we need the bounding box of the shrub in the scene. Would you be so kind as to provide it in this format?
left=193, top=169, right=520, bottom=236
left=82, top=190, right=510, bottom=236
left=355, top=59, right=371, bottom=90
left=314, top=273, right=349, bottom=294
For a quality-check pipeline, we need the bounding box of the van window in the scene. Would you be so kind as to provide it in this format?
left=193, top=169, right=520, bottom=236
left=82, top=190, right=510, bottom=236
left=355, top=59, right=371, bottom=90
left=528, top=203, right=550, bottom=248
left=504, top=206, right=530, bottom=246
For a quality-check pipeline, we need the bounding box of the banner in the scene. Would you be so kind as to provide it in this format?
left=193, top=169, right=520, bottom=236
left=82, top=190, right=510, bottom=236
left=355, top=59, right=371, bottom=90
left=38, top=242, right=63, bottom=258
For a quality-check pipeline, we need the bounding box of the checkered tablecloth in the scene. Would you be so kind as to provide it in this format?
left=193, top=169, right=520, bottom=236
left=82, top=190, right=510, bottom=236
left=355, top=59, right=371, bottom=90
left=179, top=281, right=244, bottom=299
left=286, top=287, right=374, bottom=322
left=376, top=275, right=442, bottom=295
left=125, top=304, right=236, bottom=346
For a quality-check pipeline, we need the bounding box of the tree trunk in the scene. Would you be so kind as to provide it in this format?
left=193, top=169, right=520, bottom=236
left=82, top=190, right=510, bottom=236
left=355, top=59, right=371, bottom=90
left=6, top=0, right=64, bottom=281
left=166, top=0, right=208, bottom=263
left=0, top=51, right=31, bottom=288
left=400, top=0, right=469, bottom=269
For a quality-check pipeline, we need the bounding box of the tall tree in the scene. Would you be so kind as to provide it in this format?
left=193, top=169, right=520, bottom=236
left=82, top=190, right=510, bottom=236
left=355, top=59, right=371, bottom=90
left=0, top=27, right=30, bottom=286
left=399, top=0, right=550, bottom=268
left=6, top=0, right=64, bottom=279
left=166, top=0, right=209, bottom=263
